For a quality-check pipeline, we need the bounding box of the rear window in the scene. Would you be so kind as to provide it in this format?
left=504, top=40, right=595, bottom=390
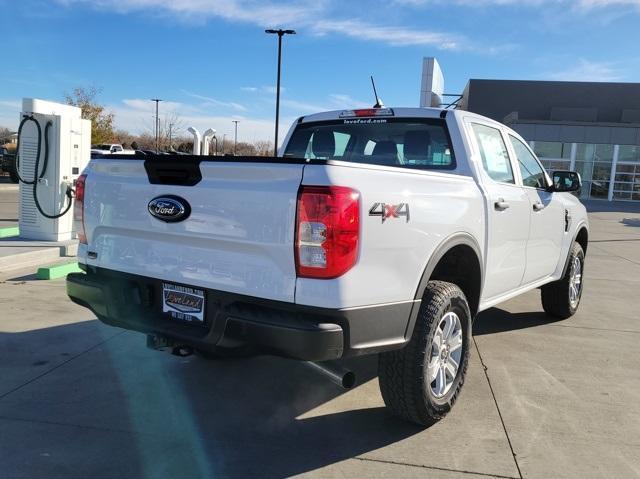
left=283, top=118, right=455, bottom=170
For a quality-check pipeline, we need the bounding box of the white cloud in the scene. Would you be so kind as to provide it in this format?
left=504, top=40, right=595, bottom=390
left=543, top=59, right=625, bottom=82
left=122, top=98, right=188, bottom=112
left=280, top=98, right=329, bottom=113
left=240, top=86, right=283, bottom=95
left=572, top=0, right=640, bottom=7
left=55, top=0, right=474, bottom=50
left=56, top=0, right=324, bottom=26
left=0, top=100, right=21, bottom=129
left=328, top=94, right=371, bottom=108
left=394, top=0, right=640, bottom=9
left=312, top=19, right=462, bottom=49
left=180, top=90, right=247, bottom=112
left=108, top=89, right=373, bottom=142
left=110, top=98, right=295, bottom=142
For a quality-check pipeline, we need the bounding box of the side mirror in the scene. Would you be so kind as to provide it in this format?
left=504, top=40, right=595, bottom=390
left=551, top=170, right=581, bottom=193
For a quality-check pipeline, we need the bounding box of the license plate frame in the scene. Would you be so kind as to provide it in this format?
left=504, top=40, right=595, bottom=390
left=162, top=282, right=205, bottom=324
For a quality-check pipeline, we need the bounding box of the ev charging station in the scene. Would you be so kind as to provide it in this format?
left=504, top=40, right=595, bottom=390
left=17, top=98, right=91, bottom=241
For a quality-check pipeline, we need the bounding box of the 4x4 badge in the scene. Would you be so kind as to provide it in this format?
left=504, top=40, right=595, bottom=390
left=369, top=202, right=410, bottom=223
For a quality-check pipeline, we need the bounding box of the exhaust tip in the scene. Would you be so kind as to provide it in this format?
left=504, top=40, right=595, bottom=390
left=342, top=370, right=356, bottom=389
left=171, top=346, right=194, bottom=357
left=305, top=361, right=356, bottom=390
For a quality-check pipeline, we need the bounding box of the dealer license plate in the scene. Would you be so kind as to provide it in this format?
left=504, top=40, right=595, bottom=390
left=162, top=283, right=205, bottom=323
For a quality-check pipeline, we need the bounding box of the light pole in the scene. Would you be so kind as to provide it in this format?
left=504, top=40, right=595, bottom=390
left=232, top=120, right=239, bottom=155
left=151, top=98, right=162, bottom=153
left=266, top=29, right=296, bottom=156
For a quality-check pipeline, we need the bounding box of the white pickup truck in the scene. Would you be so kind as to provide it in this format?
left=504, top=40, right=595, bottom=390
left=67, top=107, right=588, bottom=426
left=90, top=143, right=135, bottom=155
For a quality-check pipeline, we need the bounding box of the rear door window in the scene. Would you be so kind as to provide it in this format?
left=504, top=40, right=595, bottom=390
left=471, top=123, right=515, bottom=184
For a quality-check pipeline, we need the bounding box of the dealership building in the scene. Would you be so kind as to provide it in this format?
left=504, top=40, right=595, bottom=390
left=461, top=79, right=640, bottom=201
left=422, top=59, right=640, bottom=202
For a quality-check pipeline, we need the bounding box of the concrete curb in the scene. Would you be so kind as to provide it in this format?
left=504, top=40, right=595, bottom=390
left=0, top=226, right=19, bottom=238
left=0, top=248, right=62, bottom=272
left=37, top=261, right=82, bottom=280
left=0, top=239, right=79, bottom=272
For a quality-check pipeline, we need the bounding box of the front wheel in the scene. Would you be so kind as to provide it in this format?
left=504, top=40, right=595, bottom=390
left=378, top=281, right=471, bottom=427
left=541, top=242, right=585, bottom=319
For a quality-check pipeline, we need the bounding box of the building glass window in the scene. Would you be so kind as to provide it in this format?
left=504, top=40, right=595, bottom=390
left=613, top=162, right=640, bottom=201
left=618, top=145, right=640, bottom=163
left=534, top=141, right=572, bottom=159
left=535, top=141, right=572, bottom=173
left=541, top=160, right=571, bottom=172
left=574, top=143, right=614, bottom=199
left=510, top=135, right=547, bottom=188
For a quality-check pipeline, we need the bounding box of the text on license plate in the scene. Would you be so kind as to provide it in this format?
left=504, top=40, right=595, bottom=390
left=162, top=283, right=205, bottom=323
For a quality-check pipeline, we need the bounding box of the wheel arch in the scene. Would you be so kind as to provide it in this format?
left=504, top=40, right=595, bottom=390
left=561, top=223, right=589, bottom=277
left=575, top=226, right=589, bottom=255
left=405, top=233, right=483, bottom=339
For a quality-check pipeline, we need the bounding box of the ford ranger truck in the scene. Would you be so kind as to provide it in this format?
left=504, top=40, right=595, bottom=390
left=67, top=107, right=588, bottom=426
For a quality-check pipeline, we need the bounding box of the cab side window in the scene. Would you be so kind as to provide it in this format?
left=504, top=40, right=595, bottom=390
left=510, top=135, right=547, bottom=189
left=471, top=123, right=515, bottom=184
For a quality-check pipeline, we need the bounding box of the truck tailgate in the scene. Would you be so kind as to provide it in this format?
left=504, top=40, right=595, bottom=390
left=83, top=159, right=304, bottom=302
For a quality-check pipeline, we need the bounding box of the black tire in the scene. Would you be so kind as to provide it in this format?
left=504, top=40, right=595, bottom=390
left=541, top=242, right=585, bottom=319
left=378, top=281, right=471, bottom=427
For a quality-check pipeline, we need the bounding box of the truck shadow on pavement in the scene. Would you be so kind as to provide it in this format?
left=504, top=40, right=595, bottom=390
left=0, top=306, right=575, bottom=477
left=582, top=200, right=640, bottom=214
left=621, top=217, right=640, bottom=228
left=0, top=321, right=422, bottom=478
left=473, top=307, right=564, bottom=336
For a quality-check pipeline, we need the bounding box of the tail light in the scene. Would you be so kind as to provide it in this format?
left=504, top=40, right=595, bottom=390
left=295, top=186, right=360, bottom=279
left=74, top=174, right=87, bottom=244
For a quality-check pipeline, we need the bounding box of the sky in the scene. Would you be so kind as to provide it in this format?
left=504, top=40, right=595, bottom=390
left=1, top=0, right=640, bottom=143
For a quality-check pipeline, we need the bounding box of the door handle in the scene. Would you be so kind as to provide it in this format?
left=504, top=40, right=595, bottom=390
left=533, top=201, right=545, bottom=212
left=494, top=199, right=510, bottom=211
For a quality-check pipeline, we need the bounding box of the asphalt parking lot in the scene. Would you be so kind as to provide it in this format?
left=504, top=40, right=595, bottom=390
left=1, top=179, right=639, bottom=478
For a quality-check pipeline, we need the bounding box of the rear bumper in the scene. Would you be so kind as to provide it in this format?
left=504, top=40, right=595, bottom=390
left=67, top=267, right=416, bottom=361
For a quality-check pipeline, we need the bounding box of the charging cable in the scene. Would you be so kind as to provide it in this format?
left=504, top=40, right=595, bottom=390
left=15, top=114, right=74, bottom=219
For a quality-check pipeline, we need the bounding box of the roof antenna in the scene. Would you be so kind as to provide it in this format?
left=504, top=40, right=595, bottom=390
left=371, top=76, right=384, bottom=108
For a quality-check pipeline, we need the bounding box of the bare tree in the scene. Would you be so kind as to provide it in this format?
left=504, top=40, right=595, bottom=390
left=144, top=110, right=184, bottom=151
left=235, top=142, right=257, bottom=156
left=253, top=140, right=275, bottom=156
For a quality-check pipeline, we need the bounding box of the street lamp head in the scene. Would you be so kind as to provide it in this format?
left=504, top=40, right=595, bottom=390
left=265, top=29, right=296, bottom=35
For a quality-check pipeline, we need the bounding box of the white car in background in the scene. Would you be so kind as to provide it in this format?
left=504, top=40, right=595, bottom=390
left=90, top=143, right=135, bottom=155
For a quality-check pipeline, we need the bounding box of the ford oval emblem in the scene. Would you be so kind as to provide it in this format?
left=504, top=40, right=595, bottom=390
left=148, top=195, right=191, bottom=223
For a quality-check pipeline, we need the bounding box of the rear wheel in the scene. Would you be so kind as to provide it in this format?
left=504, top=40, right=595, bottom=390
left=378, top=281, right=471, bottom=427
left=541, top=242, right=585, bottom=319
